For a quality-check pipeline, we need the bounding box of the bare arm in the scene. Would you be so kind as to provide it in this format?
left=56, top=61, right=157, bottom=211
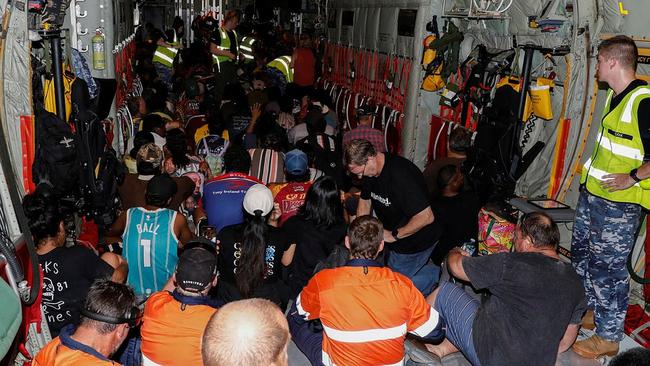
left=558, top=324, right=580, bottom=354
left=356, top=198, right=371, bottom=217
left=384, top=206, right=434, bottom=243
left=282, top=244, right=296, bottom=266
left=100, top=252, right=128, bottom=283
left=174, top=213, right=195, bottom=247
left=446, top=247, right=470, bottom=282
left=291, top=49, right=298, bottom=68
left=105, top=212, right=127, bottom=244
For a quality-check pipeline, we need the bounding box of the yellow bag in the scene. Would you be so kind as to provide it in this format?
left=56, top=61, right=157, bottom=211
left=421, top=35, right=446, bottom=91
left=530, top=84, right=553, bottom=120
left=495, top=76, right=532, bottom=121
left=44, top=70, right=75, bottom=122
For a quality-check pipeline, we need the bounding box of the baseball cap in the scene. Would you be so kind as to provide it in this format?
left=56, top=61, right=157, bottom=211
left=356, top=104, right=376, bottom=117
left=176, top=238, right=217, bottom=292
left=146, top=174, right=178, bottom=201
left=284, top=149, right=308, bottom=176
left=243, top=184, right=274, bottom=216
left=136, top=143, right=164, bottom=168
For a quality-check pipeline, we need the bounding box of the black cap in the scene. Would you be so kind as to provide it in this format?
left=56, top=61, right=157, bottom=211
left=146, top=175, right=177, bottom=201
left=176, top=238, right=218, bottom=292
left=356, top=104, right=376, bottom=117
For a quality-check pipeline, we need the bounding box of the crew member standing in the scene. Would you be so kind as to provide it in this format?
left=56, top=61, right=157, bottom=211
left=210, top=10, right=240, bottom=97
left=345, top=139, right=440, bottom=296
left=571, top=35, right=650, bottom=359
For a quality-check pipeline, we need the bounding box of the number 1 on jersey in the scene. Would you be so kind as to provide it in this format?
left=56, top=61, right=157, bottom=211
left=141, top=239, right=152, bottom=267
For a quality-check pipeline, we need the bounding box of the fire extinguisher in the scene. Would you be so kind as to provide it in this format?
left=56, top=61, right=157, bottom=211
left=92, top=28, right=106, bottom=70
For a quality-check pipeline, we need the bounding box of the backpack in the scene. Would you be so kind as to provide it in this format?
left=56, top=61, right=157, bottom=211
left=300, top=132, right=344, bottom=187
left=32, top=109, right=79, bottom=198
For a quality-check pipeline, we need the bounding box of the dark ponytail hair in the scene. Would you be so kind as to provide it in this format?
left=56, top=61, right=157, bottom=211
left=298, top=176, right=344, bottom=228
left=22, top=193, right=64, bottom=245
left=235, top=210, right=270, bottom=298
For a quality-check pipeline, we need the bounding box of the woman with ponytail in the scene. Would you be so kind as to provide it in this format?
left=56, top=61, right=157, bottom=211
left=22, top=192, right=128, bottom=337
left=216, top=184, right=290, bottom=305
left=281, top=176, right=347, bottom=297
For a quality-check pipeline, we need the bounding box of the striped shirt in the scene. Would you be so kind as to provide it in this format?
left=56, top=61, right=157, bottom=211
left=297, top=260, right=439, bottom=365
left=248, top=148, right=285, bottom=185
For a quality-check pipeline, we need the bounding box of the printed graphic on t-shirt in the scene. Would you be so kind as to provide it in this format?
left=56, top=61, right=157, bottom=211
left=231, top=242, right=277, bottom=279
left=371, top=192, right=391, bottom=207
left=41, top=261, right=71, bottom=324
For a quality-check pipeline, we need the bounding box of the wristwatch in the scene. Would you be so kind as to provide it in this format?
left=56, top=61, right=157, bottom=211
left=392, top=227, right=400, bottom=240
left=630, top=168, right=642, bottom=183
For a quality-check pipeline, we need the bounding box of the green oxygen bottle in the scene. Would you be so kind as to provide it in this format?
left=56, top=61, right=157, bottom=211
left=92, top=28, right=105, bottom=70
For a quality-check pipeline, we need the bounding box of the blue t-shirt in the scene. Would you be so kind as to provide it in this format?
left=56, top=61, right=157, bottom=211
left=203, top=172, right=261, bottom=232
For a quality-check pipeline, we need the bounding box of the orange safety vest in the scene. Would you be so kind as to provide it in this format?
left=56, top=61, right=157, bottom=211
left=140, top=291, right=217, bottom=366
left=33, top=336, right=119, bottom=365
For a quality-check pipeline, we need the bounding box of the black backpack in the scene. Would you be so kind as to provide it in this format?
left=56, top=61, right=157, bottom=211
left=32, top=109, right=80, bottom=198
left=300, top=132, right=344, bottom=187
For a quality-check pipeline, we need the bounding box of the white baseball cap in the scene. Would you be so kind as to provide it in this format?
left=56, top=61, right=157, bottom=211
left=243, top=184, right=274, bottom=216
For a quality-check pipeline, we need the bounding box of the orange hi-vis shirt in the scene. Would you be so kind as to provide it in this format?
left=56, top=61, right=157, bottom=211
left=296, top=260, right=440, bottom=366
left=33, top=325, right=119, bottom=365
left=140, top=291, right=218, bottom=366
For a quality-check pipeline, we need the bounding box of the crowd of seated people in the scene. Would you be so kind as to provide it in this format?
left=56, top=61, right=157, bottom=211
left=26, top=9, right=647, bottom=366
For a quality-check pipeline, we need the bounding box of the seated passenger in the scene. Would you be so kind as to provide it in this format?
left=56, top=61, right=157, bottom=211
left=23, top=193, right=128, bottom=337
left=203, top=145, right=261, bottom=232
left=430, top=164, right=480, bottom=263
left=281, top=176, right=347, bottom=297
left=289, top=216, right=443, bottom=365
left=216, top=184, right=290, bottom=305
left=422, top=126, right=471, bottom=198
left=248, top=133, right=286, bottom=185
left=119, top=143, right=195, bottom=211
left=269, top=149, right=312, bottom=226
left=141, top=238, right=219, bottom=366
left=34, top=280, right=138, bottom=365
left=426, top=212, right=587, bottom=366
left=202, top=299, right=290, bottom=366
left=343, top=104, right=385, bottom=153
left=107, top=174, right=194, bottom=299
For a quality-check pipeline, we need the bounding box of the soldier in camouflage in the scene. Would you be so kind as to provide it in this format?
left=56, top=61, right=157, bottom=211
left=571, top=35, right=650, bottom=358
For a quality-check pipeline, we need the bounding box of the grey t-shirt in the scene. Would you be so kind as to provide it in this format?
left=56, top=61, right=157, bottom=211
left=464, top=252, right=587, bottom=366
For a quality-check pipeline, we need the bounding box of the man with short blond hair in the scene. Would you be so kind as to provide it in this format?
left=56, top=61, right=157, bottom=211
left=202, top=299, right=289, bottom=366
left=571, top=35, right=650, bottom=358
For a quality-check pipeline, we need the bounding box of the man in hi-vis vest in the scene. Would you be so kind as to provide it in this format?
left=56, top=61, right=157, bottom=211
left=209, top=10, right=240, bottom=97
left=152, top=28, right=181, bottom=90
left=571, top=35, right=650, bottom=359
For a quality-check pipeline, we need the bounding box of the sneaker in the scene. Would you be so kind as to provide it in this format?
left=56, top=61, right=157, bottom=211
left=572, top=334, right=619, bottom=359
left=581, top=309, right=595, bottom=330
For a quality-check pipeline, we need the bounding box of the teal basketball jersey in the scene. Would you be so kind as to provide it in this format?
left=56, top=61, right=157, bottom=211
left=123, top=207, right=179, bottom=298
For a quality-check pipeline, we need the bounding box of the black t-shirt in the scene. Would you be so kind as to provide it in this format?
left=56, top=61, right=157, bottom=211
left=361, top=154, right=441, bottom=253
left=463, top=253, right=587, bottom=366
left=430, top=191, right=480, bottom=264
left=217, top=224, right=289, bottom=285
left=38, top=246, right=113, bottom=336
left=609, top=79, right=650, bottom=158
left=283, top=216, right=347, bottom=296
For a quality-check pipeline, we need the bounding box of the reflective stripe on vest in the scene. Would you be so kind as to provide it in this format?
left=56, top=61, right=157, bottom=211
left=582, top=85, right=650, bottom=208
left=213, top=28, right=239, bottom=64
left=240, top=37, right=256, bottom=61
left=153, top=46, right=179, bottom=68
left=267, top=56, right=294, bottom=82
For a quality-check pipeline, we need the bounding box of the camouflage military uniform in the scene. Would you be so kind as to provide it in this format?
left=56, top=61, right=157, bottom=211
left=571, top=187, right=643, bottom=341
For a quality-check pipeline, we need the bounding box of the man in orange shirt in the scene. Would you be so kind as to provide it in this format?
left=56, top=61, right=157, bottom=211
left=289, top=216, right=445, bottom=365
left=34, top=280, right=138, bottom=365
left=140, top=238, right=220, bottom=366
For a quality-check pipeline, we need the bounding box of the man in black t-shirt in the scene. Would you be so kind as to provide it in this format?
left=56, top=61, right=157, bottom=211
left=345, top=139, right=441, bottom=295
left=425, top=212, right=587, bottom=366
